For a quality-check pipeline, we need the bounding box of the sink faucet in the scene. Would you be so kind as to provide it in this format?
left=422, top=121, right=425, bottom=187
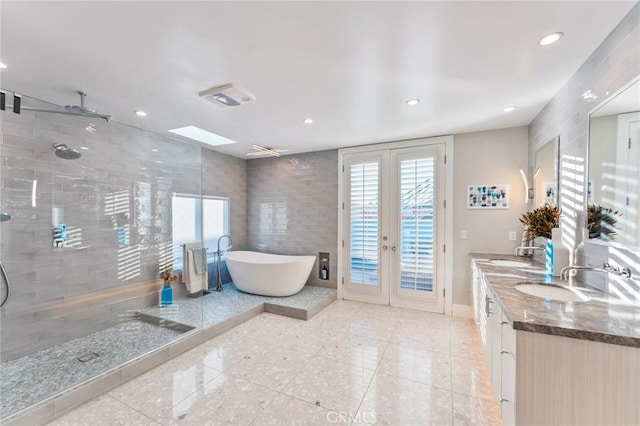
left=514, top=245, right=545, bottom=255
left=215, top=235, right=232, bottom=291
left=560, top=263, right=632, bottom=280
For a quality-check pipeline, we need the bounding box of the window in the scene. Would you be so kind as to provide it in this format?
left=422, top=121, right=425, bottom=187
left=171, top=194, right=229, bottom=268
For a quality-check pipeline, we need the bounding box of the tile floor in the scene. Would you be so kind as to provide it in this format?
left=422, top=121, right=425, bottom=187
left=49, top=300, right=501, bottom=426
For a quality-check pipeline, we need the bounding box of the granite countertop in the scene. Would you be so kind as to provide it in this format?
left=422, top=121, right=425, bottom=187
left=471, top=253, right=640, bottom=348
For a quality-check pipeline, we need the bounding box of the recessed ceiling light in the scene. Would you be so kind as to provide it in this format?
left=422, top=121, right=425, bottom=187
left=406, top=99, right=420, bottom=106
left=168, top=126, right=237, bottom=146
left=539, top=32, right=564, bottom=46
left=0, top=62, right=7, bottom=69
left=156, top=160, right=162, bottom=164
left=135, top=110, right=147, bottom=117
left=303, top=118, right=313, bottom=124
left=151, top=148, right=158, bottom=152
left=80, top=146, right=89, bottom=150
left=503, top=106, right=517, bottom=112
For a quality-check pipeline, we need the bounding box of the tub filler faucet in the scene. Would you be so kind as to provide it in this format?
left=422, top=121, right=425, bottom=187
left=216, top=235, right=233, bottom=291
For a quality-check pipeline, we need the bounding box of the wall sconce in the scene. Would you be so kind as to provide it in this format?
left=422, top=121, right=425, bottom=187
left=520, top=169, right=534, bottom=203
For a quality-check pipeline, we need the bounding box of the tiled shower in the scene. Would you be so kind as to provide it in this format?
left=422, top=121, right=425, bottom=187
left=0, top=92, right=248, bottom=417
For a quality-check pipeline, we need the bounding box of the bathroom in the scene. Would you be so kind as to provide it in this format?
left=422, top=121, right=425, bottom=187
left=1, top=2, right=639, bottom=425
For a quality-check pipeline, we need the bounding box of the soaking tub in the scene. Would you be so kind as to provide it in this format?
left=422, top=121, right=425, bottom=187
left=224, top=251, right=315, bottom=297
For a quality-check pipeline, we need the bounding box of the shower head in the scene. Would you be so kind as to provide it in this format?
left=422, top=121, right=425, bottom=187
left=53, top=143, right=82, bottom=160
left=0, top=213, right=11, bottom=222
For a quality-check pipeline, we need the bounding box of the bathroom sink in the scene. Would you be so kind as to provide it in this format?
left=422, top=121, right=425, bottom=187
left=489, top=259, right=531, bottom=268
left=514, top=283, right=591, bottom=302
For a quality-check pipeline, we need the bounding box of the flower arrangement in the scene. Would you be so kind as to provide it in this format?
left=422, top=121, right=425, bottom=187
left=519, top=205, right=560, bottom=241
left=160, top=270, right=178, bottom=285
left=587, top=204, right=619, bottom=241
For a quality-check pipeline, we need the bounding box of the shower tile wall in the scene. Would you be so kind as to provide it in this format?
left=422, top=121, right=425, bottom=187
left=247, top=150, right=338, bottom=289
left=0, top=96, right=246, bottom=361
left=528, top=3, right=639, bottom=292
left=201, top=148, right=247, bottom=250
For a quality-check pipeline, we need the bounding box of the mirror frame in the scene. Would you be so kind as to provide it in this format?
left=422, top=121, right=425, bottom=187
left=533, top=135, right=560, bottom=207
left=586, top=75, right=640, bottom=251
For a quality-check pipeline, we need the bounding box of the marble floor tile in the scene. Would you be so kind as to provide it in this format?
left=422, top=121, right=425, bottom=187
left=278, top=326, right=337, bottom=356
left=108, top=358, right=221, bottom=420
left=377, top=342, right=452, bottom=390
left=357, top=372, right=453, bottom=426
left=225, top=346, right=313, bottom=391
left=49, top=396, right=159, bottom=426
left=318, top=333, right=389, bottom=370
left=281, top=355, right=375, bottom=414
left=452, top=392, right=502, bottom=426
left=341, top=316, right=399, bottom=341
left=250, top=393, right=332, bottom=425
left=390, top=326, right=451, bottom=354
left=47, top=303, right=499, bottom=426
left=451, top=353, right=496, bottom=402
left=157, top=374, right=278, bottom=425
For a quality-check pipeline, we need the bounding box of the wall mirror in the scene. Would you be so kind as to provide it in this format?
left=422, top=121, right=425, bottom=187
left=588, top=77, right=640, bottom=248
left=534, top=136, right=559, bottom=207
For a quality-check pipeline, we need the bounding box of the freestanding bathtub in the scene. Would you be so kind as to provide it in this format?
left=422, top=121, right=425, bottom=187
left=224, top=251, right=316, bottom=297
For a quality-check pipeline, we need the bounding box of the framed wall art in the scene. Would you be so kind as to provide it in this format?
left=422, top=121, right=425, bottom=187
left=467, top=184, right=509, bottom=209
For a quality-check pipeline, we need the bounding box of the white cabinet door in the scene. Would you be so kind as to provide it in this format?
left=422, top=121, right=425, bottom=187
left=501, top=350, right=516, bottom=425
left=489, top=287, right=502, bottom=401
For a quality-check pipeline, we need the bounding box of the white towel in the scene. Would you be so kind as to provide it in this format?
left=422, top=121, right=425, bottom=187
left=183, top=243, right=208, bottom=294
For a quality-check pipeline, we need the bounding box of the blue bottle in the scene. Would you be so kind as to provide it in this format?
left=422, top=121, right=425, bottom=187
left=161, top=284, right=173, bottom=307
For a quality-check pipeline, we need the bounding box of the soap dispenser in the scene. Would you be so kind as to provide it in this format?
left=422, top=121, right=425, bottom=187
left=546, top=225, right=570, bottom=277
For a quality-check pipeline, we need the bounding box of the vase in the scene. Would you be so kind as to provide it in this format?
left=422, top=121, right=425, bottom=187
left=160, top=284, right=173, bottom=307
left=546, top=227, right=569, bottom=277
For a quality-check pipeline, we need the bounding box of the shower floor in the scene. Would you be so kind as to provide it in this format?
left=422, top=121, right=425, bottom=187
left=0, top=320, right=186, bottom=418
left=0, top=284, right=335, bottom=421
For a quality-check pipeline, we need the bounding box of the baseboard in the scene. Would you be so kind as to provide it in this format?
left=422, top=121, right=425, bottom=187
left=452, top=303, right=473, bottom=318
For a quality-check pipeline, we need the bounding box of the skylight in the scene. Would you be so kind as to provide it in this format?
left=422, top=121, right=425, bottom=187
left=168, top=126, right=236, bottom=146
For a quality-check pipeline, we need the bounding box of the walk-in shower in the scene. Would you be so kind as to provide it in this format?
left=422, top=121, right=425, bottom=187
left=0, top=89, right=208, bottom=422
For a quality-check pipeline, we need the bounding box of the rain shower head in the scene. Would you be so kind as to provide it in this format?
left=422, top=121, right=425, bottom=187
left=0, top=213, right=11, bottom=222
left=53, top=143, right=81, bottom=160
left=20, top=91, right=112, bottom=123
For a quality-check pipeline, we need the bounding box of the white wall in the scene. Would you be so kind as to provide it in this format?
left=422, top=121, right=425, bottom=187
left=452, top=126, right=529, bottom=306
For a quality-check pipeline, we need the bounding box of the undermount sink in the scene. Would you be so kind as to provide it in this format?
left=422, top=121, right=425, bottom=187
left=489, top=259, right=531, bottom=267
left=514, top=283, right=591, bottom=302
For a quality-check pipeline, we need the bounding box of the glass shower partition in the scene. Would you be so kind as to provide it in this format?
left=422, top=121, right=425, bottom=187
left=0, top=92, right=206, bottom=419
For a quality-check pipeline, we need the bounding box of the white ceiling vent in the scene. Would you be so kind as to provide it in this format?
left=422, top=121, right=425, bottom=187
left=198, top=83, right=255, bottom=108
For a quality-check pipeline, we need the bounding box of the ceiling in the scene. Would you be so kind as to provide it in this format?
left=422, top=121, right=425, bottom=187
left=0, top=1, right=636, bottom=158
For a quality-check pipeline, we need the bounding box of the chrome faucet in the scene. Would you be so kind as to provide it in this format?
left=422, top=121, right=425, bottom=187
left=560, top=262, right=632, bottom=280
left=215, top=235, right=232, bottom=291
left=514, top=245, right=545, bottom=255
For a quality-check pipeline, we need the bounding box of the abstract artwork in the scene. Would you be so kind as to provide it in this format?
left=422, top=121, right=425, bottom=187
left=467, top=184, right=509, bottom=209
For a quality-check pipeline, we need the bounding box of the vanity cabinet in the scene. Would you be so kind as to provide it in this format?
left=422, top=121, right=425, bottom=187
left=471, top=262, right=515, bottom=423
left=471, top=259, right=640, bottom=426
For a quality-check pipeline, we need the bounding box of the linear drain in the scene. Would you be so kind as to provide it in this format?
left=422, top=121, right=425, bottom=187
left=77, top=352, right=99, bottom=363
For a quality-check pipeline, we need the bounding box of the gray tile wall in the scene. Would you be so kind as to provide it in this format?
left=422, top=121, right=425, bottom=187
left=0, top=94, right=246, bottom=361
left=528, top=4, right=639, bottom=293
left=246, top=150, right=338, bottom=289
left=201, top=148, right=247, bottom=250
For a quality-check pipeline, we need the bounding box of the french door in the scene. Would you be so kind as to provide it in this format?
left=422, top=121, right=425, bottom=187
left=340, top=141, right=447, bottom=313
